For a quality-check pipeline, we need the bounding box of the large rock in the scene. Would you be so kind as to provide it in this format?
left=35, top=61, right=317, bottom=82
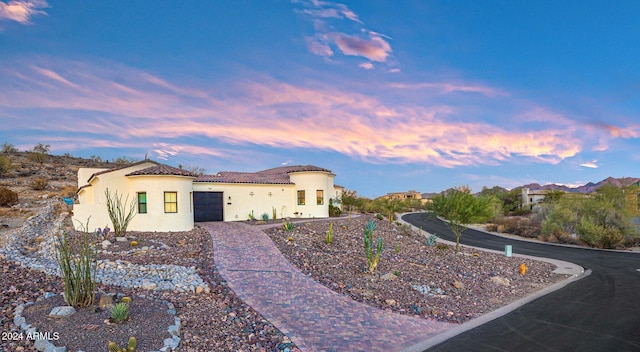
left=49, top=306, right=76, bottom=318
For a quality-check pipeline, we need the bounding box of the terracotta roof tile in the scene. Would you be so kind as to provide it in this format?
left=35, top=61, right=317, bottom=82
left=126, top=165, right=196, bottom=177
left=195, top=165, right=333, bottom=184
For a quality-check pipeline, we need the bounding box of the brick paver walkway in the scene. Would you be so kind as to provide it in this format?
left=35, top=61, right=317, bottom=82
left=201, top=222, right=455, bottom=352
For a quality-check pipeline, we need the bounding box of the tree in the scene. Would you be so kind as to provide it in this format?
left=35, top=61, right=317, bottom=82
left=430, top=189, right=495, bottom=252
left=28, top=143, right=50, bottom=164
left=340, top=189, right=362, bottom=220
left=105, top=189, right=137, bottom=237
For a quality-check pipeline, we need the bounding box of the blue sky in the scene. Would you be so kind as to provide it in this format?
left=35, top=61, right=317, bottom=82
left=1, top=1, right=639, bottom=198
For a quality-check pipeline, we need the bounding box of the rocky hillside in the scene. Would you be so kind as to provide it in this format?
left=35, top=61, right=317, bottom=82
left=0, top=152, right=113, bottom=243
left=521, top=176, right=640, bottom=193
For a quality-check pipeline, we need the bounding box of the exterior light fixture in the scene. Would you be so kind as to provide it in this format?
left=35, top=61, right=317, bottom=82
left=268, top=192, right=273, bottom=197
left=249, top=192, right=254, bottom=197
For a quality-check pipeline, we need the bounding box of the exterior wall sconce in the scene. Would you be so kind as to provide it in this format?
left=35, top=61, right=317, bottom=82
left=268, top=192, right=273, bottom=197
left=249, top=192, right=254, bottom=197
left=228, top=196, right=231, bottom=200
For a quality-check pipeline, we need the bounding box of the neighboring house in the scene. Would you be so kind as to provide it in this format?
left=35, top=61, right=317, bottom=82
left=384, top=190, right=422, bottom=201
left=521, top=188, right=550, bottom=210
left=73, top=161, right=342, bottom=232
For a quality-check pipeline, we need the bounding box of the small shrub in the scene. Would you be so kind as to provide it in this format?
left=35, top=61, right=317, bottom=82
left=110, top=302, right=130, bottom=323
left=395, top=242, right=400, bottom=253
left=0, top=155, right=12, bottom=175
left=425, top=233, right=438, bottom=246
left=105, top=189, right=137, bottom=237
left=1, top=142, right=18, bottom=153
left=60, top=185, right=78, bottom=198
left=436, top=243, right=449, bottom=250
left=375, top=213, right=384, bottom=221
left=282, top=220, right=294, bottom=231
left=130, top=240, right=138, bottom=246
left=31, top=177, right=49, bottom=191
left=261, top=212, right=269, bottom=222
left=248, top=211, right=255, bottom=221
left=272, top=206, right=277, bottom=221
left=0, top=186, right=18, bottom=207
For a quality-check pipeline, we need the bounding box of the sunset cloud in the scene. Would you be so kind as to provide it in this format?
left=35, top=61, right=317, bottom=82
left=0, top=59, right=607, bottom=169
left=580, top=160, right=599, bottom=169
left=0, top=0, right=47, bottom=24
left=331, top=32, right=391, bottom=62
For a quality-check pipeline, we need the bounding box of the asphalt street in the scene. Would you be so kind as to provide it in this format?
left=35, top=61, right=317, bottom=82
left=402, top=212, right=640, bottom=352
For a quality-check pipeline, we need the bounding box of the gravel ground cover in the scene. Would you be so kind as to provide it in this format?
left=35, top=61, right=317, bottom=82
left=1, top=226, right=296, bottom=351
left=265, top=215, right=570, bottom=324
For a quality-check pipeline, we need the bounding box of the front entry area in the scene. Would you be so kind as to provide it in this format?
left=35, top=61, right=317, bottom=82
left=193, top=191, right=224, bottom=222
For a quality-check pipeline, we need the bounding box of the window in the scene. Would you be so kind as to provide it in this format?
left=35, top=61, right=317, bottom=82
left=137, top=192, right=147, bottom=214
left=297, top=190, right=305, bottom=205
left=316, top=190, right=324, bottom=205
left=164, top=192, right=177, bottom=213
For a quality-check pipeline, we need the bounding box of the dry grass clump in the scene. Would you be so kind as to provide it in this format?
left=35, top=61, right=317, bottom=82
left=30, top=177, right=49, bottom=191
left=0, top=186, right=18, bottom=207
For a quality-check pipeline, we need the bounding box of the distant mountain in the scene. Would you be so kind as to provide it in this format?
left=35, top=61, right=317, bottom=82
left=521, top=177, right=640, bottom=193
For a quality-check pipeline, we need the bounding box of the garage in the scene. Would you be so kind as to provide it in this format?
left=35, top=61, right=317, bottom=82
left=193, top=192, right=223, bottom=222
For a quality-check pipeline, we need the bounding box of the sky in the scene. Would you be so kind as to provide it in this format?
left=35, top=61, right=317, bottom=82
left=1, top=1, right=639, bottom=198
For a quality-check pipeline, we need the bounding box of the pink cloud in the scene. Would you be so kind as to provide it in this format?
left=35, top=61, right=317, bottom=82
left=0, top=59, right=604, bottom=168
left=0, top=0, right=47, bottom=24
left=389, top=82, right=506, bottom=97
left=359, top=62, right=374, bottom=70
left=331, top=33, right=391, bottom=62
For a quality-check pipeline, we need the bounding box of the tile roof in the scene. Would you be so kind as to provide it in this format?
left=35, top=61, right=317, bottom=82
left=126, top=164, right=196, bottom=177
left=195, top=165, right=333, bottom=184
left=87, top=160, right=159, bottom=182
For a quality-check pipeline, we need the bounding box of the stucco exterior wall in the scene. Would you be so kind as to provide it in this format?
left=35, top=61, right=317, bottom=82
left=289, top=171, right=336, bottom=218
left=73, top=162, right=194, bottom=232
left=192, top=182, right=296, bottom=221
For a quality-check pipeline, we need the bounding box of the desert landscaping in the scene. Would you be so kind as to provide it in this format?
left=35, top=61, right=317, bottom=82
left=1, top=152, right=573, bottom=351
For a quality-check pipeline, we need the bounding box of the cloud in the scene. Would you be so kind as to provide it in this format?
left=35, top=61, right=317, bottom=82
left=330, top=32, right=391, bottom=62
left=359, top=62, right=373, bottom=70
left=295, top=0, right=394, bottom=65
left=389, top=82, right=506, bottom=97
left=580, top=160, right=599, bottom=169
left=0, top=0, right=47, bottom=24
left=1, top=58, right=623, bottom=169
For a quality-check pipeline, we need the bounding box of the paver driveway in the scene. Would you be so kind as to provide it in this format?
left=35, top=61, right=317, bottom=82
left=201, top=222, right=455, bottom=351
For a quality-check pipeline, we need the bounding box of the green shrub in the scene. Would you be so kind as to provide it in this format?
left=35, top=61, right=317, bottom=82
left=282, top=220, right=294, bottom=231
left=425, top=233, right=438, bottom=246
left=0, top=155, right=12, bottom=175
left=577, top=219, right=623, bottom=249
left=261, top=212, right=269, bottom=221
left=55, top=222, right=96, bottom=308
left=0, top=186, right=18, bottom=207
left=110, top=302, right=130, bottom=323
left=1, top=142, right=18, bottom=153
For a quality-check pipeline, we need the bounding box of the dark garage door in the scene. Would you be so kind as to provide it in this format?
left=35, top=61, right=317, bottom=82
left=193, top=192, right=223, bottom=222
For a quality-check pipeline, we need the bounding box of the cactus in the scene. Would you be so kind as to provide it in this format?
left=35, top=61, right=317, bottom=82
left=364, top=219, right=383, bottom=274
left=325, top=222, right=334, bottom=244
left=110, top=302, right=129, bottom=323
left=108, top=337, right=136, bottom=352
left=282, top=219, right=294, bottom=231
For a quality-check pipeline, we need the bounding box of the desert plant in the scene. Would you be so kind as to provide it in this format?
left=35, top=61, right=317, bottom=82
left=363, top=219, right=383, bottom=274
left=1, top=142, right=18, bottom=153
left=55, top=220, right=97, bottom=308
left=105, top=188, right=137, bottom=237
left=325, top=222, right=334, bottom=244
left=375, top=213, right=384, bottom=221
left=130, top=240, right=138, bottom=246
left=0, top=155, right=11, bottom=175
left=248, top=210, right=255, bottom=221
left=425, top=233, right=438, bottom=246
left=31, top=177, right=49, bottom=191
left=395, top=242, right=400, bottom=253
left=108, top=337, right=137, bottom=352
left=110, top=302, right=130, bottom=323
left=261, top=212, right=269, bottom=222
left=282, top=219, right=294, bottom=231
left=0, top=186, right=18, bottom=207
left=272, top=206, right=277, bottom=221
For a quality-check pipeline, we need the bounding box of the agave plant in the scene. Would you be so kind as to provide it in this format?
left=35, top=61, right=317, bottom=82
left=363, top=219, right=383, bottom=274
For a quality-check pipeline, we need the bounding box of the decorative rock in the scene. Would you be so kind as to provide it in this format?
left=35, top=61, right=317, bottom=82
left=142, top=281, right=157, bottom=290
left=49, top=306, right=76, bottom=318
left=385, top=299, right=396, bottom=306
left=98, top=294, right=114, bottom=310
left=452, top=281, right=465, bottom=289
left=491, top=276, right=511, bottom=286
left=195, top=285, right=204, bottom=294
left=380, top=272, right=397, bottom=281
left=101, top=240, right=112, bottom=248
left=115, top=237, right=127, bottom=242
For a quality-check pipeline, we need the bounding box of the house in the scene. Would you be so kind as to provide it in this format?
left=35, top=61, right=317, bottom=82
left=72, top=161, right=342, bottom=232
left=521, top=188, right=552, bottom=209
